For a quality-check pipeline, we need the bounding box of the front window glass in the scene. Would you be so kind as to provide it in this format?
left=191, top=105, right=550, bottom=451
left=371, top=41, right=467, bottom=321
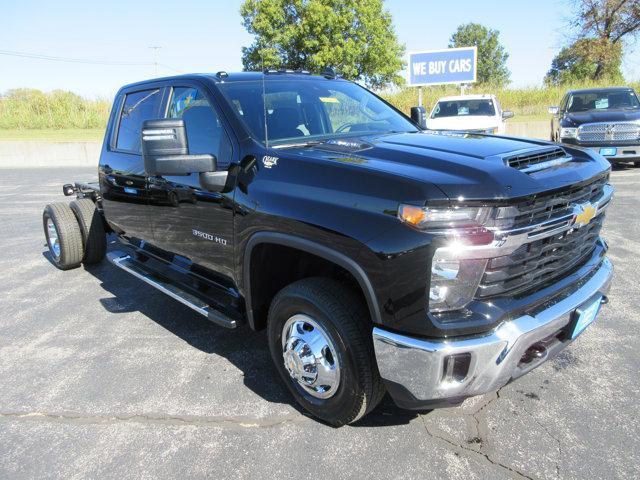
left=430, top=99, right=496, bottom=119
left=218, top=78, right=417, bottom=146
left=116, top=89, right=161, bottom=153
left=567, top=91, right=640, bottom=112
left=166, top=87, right=231, bottom=169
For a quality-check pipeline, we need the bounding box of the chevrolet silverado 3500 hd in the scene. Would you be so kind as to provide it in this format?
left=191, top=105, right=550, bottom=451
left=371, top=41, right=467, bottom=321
left=43, top=71, right=613, bottom=425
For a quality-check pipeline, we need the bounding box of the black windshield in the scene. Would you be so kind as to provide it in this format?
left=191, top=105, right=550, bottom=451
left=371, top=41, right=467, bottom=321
left=567, top=90, right=640, bottom=113
left=431, top=99, right=496, bottom=118
left=218, top=78, right=417, bottom=146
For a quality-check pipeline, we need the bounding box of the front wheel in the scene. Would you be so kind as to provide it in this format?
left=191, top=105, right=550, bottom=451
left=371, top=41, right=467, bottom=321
left=267, top=278, right=385, bottom=426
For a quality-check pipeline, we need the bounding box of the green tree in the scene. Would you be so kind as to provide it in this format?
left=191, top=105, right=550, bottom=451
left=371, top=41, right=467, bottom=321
left=545, top=38, right=624, bottom=85
left=449, top=23, right=511, bottom=86
left=556, top=0, right=640, bottom=81
left=239, top=0, right=405, bottom=87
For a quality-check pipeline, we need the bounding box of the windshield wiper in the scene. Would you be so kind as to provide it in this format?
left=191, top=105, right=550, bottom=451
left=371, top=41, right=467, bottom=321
left=272, top=140, right=324, bottom=149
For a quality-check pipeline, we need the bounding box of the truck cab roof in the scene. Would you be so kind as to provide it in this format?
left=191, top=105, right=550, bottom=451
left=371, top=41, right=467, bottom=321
left=119, top=71, right=344, bottom=91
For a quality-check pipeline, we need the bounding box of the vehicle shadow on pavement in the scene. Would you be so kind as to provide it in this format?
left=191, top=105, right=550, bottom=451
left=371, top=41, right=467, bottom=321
left=43, top=249, right=423, bottom=427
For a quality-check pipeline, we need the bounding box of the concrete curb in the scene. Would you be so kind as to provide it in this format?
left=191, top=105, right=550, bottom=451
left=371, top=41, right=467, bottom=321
left=505, top=120, right=550, bottom=140
left=0, top=122, right=551, bottom=168
left=0, top=141, right=101, bottom=169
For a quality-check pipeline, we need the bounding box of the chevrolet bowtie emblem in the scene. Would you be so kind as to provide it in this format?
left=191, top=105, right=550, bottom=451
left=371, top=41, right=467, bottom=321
left=573, top=202, right=597, bottom=227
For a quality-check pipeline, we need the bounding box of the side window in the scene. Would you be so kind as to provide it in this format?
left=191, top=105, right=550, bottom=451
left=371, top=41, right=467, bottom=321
left=560, top=94, right=569, bottom=112
left=116, top=89, right=161, bottom=153
left=167, top=87, right=232, bottom=169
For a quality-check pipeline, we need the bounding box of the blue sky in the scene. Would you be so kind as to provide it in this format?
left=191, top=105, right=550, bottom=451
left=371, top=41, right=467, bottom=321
left=1, top=0, right=638, bottom=97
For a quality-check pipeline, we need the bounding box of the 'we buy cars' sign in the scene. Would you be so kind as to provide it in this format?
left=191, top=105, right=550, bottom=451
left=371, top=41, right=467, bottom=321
left=407, top=47, right=477, bottom=86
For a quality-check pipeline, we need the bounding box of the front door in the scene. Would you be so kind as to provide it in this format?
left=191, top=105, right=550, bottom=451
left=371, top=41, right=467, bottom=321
left=146, top=84, right=237, bottom=281
left=99, top=87, right=164, bottom=240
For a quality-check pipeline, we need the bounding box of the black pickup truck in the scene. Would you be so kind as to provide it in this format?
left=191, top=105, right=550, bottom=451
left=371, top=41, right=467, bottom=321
left=43, top=71, right=613, bottom=426
left=550, top=87, right=640, bottom=165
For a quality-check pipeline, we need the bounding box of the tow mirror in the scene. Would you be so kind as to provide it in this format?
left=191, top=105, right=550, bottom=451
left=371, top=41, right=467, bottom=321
left=548, top=106, right=559, bottom=115
left=410, top=106, right=427, bottom=129
left=502, top=110, right=515, bottom=120
left=141, top=119, right=227, bottom=192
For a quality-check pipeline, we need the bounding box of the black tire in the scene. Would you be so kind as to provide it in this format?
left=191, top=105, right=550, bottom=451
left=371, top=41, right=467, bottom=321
left=168, top=191, right=179, bottom=207
left=43, top=203, right=84, bottom=270
left=69, top=198, right=107, bottom=264
left=634, top=161, right=640, bottom=168
left=267, top=277, right=385, bottom=426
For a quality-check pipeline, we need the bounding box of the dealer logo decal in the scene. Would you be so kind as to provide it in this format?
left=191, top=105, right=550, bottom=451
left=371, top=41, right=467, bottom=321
left=262, top=156, right=279, bottom=169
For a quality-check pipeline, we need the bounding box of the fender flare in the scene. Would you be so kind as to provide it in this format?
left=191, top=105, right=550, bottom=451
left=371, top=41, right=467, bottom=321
left=243, top=231, right=382, bottom=329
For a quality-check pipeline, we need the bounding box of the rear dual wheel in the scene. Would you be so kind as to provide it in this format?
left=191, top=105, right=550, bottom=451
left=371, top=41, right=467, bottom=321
left=43, top=203, right=84, bottom=270
left=69, top=199, right=106, bottom=264
left=43, top=199, right=106, bottom=270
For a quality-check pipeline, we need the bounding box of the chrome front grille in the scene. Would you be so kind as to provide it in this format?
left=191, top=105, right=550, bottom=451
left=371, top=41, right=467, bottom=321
left=577, top=122, right=640, bottom=142
left=477, top=215, right=604, bottom=298
left=501, top=174, right=609, bottom=230
left=475, top=174, right=611, bottom=299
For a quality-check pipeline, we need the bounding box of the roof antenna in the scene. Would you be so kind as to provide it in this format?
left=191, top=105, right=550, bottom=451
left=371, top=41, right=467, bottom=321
left=261, top=55, right=269, bottom=148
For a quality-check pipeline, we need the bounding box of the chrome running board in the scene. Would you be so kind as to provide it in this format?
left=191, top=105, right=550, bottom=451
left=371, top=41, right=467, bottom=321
left=107, top=251, right=237, bottom=329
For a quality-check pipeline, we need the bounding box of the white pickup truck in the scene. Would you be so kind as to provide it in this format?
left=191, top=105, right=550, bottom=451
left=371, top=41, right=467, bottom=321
left=426, top=94, right=514, bottom=134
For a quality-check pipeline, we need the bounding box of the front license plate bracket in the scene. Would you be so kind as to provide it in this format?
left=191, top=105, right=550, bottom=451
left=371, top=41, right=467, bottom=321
left=567, top=295, right=603, bottom=340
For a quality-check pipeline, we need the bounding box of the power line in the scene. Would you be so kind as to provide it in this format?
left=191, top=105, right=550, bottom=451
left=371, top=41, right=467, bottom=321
left=0, top=49, right=184, bottom=74
left=0, top=49, right=154, bottom=66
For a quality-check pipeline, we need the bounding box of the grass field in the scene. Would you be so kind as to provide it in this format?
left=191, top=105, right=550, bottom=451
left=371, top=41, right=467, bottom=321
left=381, top=80, right=640, bottom=120
left=1, top=81, right=638, bottom=141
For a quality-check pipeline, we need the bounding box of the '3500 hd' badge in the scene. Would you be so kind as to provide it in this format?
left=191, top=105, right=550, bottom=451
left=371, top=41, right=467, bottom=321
left=263, top=156, right=279, bottom=169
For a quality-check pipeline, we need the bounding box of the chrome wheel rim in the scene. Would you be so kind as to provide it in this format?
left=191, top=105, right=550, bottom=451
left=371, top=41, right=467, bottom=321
left=46, top=218, right=61, bottom=259
left=281, top=314, right=341, bottom=399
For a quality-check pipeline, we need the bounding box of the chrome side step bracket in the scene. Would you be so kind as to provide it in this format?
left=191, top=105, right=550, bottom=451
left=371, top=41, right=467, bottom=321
left=107, top=251, right=237, bottom=329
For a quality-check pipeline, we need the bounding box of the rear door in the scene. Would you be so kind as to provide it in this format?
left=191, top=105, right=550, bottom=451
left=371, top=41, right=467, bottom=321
left=146, top=82, right=237, bottom=281
left=99, top=87, right=165, bottom=239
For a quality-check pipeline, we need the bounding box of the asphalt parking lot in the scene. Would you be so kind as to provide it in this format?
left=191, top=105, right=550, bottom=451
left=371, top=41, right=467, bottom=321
left=1, top=167, right=639, bottom=479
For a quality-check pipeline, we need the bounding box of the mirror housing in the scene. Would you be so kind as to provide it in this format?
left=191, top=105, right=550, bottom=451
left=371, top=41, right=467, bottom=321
left=410, top=106, right=427, bottom=129
left=502, top=110, right=515, bottom=120
left=548, top=106, right=559, bottom=115
left=141, top=119, right=227, bottom=191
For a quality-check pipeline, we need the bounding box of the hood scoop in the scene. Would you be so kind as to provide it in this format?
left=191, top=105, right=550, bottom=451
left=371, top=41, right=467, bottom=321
left=503, top=146, right=571, bottom=174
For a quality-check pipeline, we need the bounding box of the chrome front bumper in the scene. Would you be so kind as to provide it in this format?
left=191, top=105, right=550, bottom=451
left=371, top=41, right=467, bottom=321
left=373, top=257, right=613, bottom=409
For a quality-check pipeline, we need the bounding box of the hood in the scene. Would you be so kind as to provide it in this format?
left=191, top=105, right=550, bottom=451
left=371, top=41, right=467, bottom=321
left=426, top=116, right=499, bottom=131
left=278, top=131, right=610, bottom=201
left=562, top=108, right=640, bottom=126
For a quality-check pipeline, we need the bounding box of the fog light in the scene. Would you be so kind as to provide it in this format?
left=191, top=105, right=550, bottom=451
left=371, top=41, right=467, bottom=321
left=429, top=249, right=487, bottom=312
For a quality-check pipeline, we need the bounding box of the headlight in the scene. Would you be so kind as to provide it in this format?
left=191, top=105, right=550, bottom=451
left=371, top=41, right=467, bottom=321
left=398, top=204, right=497, bottom=313
left=559, top=127, right=577, bottom=139
left=398, top=204, right=494, bottom=245
left=430, top=248, right=487, bottom=312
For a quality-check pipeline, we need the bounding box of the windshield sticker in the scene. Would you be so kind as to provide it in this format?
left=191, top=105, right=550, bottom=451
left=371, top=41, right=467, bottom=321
left=319, top=97, right=340, bottom=103
left=595, top=98, right=609, bottom=109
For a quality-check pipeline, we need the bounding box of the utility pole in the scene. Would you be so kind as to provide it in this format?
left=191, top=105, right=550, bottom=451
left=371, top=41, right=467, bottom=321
left=148, top=46, right=162, bottom=76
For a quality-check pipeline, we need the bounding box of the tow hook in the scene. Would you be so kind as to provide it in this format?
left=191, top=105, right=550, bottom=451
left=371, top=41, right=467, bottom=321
left=521, top=342, right=547, bottom=364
